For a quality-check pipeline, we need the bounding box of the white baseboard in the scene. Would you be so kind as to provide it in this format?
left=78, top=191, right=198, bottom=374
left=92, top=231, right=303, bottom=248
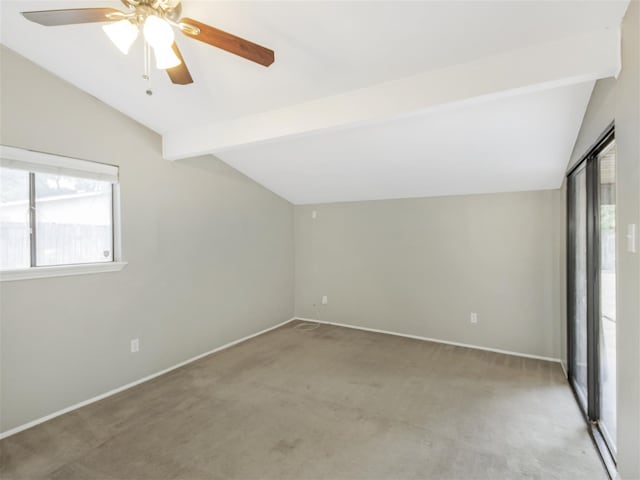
left=560, top=360, right=568, bottom=379
left=2, top=316, right=560, bottom=440
left=295, top=317, right=561, bottom=363
left=0, top=317, right=296, bottom=440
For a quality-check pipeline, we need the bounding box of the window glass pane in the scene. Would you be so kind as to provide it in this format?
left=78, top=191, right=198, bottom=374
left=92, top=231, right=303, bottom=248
left=0, top=167, right=30, bottom=269
left=599, top=140, right=616, bottom=452
left=35, top=173, right=113, bottom=266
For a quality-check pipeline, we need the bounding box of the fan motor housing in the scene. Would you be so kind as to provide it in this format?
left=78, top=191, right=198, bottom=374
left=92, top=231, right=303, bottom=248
left=121, top=0, right=182, bottom=21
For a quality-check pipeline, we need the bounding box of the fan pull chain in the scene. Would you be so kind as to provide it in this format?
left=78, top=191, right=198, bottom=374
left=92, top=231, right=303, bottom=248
left=143, top=40, right=152, bottom=96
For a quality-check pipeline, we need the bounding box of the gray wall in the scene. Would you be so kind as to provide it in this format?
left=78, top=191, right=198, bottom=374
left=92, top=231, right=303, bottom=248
left=0, top=46, right=295, bottom=433
left=567, top=77, right=617, bottom=172
left=615, top=2, right=640, bottom=478
left=564, top=3, right=639, bottom=477
left=556, top=180, right=567, bottom=373
left=2, top=6, right=638, bottom=472
left=295, top=189, right=565, bottom=359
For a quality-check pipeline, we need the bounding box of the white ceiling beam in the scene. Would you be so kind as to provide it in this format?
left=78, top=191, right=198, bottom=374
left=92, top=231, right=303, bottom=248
left=163, top=28, right=620, bottom=161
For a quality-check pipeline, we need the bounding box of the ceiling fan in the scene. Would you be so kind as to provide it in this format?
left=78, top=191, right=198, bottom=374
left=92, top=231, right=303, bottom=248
left=21, top=0, right=275, bottom=87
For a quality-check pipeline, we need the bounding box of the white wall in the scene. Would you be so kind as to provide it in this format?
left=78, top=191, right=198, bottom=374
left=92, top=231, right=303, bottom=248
left=0, top=46, right=295, bottom=433
left=295, top=190, right=565, bottom=359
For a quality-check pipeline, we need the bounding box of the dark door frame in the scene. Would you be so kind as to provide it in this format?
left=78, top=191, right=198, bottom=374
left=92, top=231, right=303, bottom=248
left=566, top=123, right=616, bottom=477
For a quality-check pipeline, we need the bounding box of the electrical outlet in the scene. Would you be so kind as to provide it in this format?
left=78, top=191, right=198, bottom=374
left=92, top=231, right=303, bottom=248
left=470, top=312, right=478, bottom=324
left=130, top=338, right=140, bottom=353
left=322, top=295, right=328, bottom=305
left=312, top=210, right=318, bottom=219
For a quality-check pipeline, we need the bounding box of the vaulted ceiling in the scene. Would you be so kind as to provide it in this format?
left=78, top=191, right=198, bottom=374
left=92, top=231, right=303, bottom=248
left=0, top=1, right=629, bottom=204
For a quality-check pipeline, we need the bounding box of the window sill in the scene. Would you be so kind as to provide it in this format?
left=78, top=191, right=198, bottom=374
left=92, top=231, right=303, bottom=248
left=0, top=262, right=128, bottom=282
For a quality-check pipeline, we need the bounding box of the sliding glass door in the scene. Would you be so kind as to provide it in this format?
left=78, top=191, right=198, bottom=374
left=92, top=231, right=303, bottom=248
left=567, top=126, right=616, bottom=465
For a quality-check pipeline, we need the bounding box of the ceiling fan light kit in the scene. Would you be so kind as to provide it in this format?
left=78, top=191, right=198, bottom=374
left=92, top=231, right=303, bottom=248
left=21, top=0, right=275, bottom=89
left=102, top=19, right=138, bottom=55
left=143, top=15, right=180, bottom=69
left=152, top=43, right=181, bottom=70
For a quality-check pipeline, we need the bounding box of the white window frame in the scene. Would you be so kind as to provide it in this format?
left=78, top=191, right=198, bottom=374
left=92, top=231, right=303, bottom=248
left=0, top=145, right=127, bottom=281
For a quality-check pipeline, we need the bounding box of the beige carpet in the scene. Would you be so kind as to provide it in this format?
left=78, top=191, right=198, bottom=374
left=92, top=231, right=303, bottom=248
left=1, top=320, right=606, bottom=479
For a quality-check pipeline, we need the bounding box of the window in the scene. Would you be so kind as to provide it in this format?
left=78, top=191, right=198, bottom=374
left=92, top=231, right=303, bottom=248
left=567, top=125, right=617, bottom=477
left=0, top=167, right=30, bottom=269
left=0, top=146, right=125, bottom=280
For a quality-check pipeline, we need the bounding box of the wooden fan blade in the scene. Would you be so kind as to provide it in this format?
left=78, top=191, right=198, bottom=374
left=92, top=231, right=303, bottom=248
left=22, top=8, right=123, bottom=26
left=179, top=17, right=274, bottom=67
left=166, top=43, right=193, bottom=85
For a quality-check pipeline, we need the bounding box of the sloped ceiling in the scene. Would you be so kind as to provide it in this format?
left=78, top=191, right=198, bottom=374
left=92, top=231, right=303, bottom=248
left=0, top=1, right=630, bottom=203
left=219, top=82, right=595, bottom=204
